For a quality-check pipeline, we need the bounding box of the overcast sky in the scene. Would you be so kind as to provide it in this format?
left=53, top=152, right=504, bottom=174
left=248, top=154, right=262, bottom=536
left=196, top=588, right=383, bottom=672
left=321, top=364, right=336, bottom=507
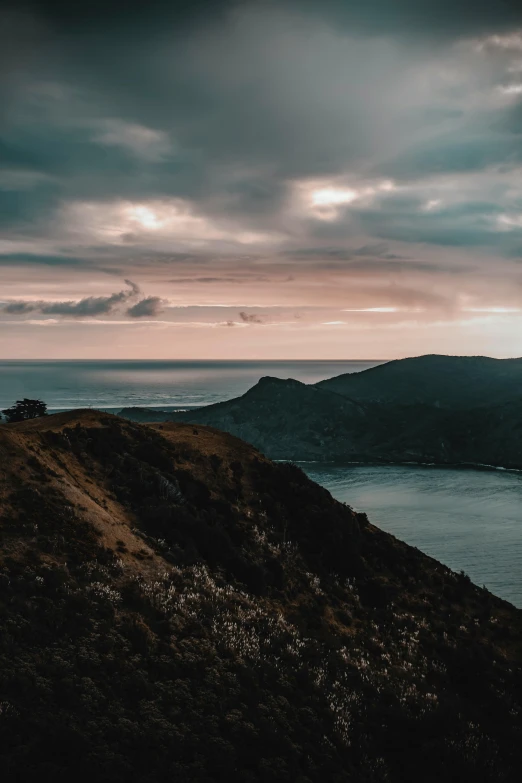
left=2, top=0, right=522, bottom=358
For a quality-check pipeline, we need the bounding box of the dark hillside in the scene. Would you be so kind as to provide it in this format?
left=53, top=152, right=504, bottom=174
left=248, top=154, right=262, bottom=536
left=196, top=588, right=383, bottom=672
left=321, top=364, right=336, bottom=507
left=1, top=411, right=522, bottom=781
left=162, top=375, right=450, bottom=461
left=166, top=376, right=377, bottom=460
left=163, top=376, right=522, bottom=467
left=317, top=354, right=522, bottom=408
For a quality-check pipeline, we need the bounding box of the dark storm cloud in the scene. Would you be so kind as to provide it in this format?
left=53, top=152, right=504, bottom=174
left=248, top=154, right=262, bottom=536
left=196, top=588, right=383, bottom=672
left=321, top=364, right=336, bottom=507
left=6, top=0, right=515, bottom=194
left=0, top=253, right=86, bottom=266
left=2, top=0, right=522, bottom=273
left=352, top=197, right=515, bottom=248
left=17, top=0, right=240, bottom=33
left=18, top=0, right=522, bottom=40
left=379, top=134, right=522, bottom=181
left=239, top=311, right=264, bottom=324
left=3, top=301, right=36, bottom=314
left=3, top=280, right=140, bottom=317
left=0, top=124, right=206, bottom=223
left=0, top=183, right=61, bottom=230
left=126, top=296, right=165, bottom=318
left=299, top=0, right=522, bottom=40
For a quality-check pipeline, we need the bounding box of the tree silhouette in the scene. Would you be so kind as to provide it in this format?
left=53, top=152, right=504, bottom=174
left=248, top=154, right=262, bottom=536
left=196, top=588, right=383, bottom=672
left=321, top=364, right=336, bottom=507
left=2, top=398, right=48, bottom=422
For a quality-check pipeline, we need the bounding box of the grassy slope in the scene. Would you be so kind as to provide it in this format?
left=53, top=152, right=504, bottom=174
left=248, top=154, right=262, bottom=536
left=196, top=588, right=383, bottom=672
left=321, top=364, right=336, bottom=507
left=1, top=411, right=522, bottom=781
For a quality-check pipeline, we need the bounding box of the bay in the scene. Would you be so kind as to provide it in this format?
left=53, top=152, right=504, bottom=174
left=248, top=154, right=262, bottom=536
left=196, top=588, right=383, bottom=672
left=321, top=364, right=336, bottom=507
left=302, top=463, right=522, bottom=608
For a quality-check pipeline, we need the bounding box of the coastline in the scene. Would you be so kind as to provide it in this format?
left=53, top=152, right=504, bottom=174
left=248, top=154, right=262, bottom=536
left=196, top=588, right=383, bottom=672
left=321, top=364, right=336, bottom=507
left=286, top=458, right=522, bottom=474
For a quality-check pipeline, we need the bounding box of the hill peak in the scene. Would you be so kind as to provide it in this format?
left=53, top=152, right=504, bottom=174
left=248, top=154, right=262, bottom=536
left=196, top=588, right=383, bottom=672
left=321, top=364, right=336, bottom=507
left=253, top=374, right=306, bottom=388
left=317, top=352, right=522, bottom=408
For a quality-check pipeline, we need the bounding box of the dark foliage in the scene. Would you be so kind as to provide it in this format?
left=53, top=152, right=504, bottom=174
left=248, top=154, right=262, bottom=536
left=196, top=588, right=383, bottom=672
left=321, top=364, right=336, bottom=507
left=2, top=398, right=48, bottom=422
left=1, top=414, right=522, bottom=782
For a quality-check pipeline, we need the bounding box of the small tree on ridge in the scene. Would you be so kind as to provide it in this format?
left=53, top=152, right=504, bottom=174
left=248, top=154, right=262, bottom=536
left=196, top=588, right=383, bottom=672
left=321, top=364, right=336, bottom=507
left=2, top=398, right=48, bottom=422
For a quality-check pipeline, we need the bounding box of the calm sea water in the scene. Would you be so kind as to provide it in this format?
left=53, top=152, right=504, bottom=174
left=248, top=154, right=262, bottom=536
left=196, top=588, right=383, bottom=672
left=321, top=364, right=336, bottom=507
left=0, top=359, right=382, bottom=412
left=302, top=464, right=522, bottom=608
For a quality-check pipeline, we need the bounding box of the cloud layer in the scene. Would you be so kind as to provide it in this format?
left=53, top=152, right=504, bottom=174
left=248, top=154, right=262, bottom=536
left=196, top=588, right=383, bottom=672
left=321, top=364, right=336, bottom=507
left=2, top=1, right=522, bottom=356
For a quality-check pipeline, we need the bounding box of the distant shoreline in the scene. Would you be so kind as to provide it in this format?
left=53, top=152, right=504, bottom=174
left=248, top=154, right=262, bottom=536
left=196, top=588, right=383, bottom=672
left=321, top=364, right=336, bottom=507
left=291, top=459, right=522, bottom=474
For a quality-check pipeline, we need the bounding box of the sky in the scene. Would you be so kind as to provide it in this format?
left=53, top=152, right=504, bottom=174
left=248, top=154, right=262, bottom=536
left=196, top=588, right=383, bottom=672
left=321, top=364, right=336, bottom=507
left=2, top=0, right=522, bottom=359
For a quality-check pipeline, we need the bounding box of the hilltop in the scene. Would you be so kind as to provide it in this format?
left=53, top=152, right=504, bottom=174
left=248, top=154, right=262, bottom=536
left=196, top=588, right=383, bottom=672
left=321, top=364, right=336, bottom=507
left=1, top=410, right=522, bottom=781
left=162, top=376, right=445, bottom=462
left=316, top=354, right=522, bottom=408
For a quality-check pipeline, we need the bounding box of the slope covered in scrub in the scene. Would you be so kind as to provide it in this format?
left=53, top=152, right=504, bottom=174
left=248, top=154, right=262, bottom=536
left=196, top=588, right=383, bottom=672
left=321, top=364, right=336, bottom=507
left=0, top=411, right=521, bottom=782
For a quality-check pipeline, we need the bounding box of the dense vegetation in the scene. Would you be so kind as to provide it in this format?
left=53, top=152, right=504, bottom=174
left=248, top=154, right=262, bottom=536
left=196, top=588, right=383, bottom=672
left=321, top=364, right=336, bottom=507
left=1, top=398, right=47, bottom=423
left=1, top=412, right=522, bottom=781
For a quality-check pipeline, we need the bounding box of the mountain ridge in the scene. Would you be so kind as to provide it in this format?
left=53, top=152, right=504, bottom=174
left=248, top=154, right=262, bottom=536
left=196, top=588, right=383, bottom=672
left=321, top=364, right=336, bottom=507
left=118, top=355, right=522, bottom=466
left=316, top=353, right=522, bottom=408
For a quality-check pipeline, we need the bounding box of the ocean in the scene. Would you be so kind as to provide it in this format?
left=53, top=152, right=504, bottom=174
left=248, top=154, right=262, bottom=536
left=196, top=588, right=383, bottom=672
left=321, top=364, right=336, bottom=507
left=302, top=463, right=522, bottom=608
left=0, top=359, right=382, bottom=412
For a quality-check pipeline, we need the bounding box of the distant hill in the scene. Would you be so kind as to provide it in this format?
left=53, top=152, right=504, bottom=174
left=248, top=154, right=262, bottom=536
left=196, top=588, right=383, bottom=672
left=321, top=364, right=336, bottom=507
left=154, top=376, right=522, bottom=467
left=2, top=410, right=522, bottom=781
left=316, top=354, right=522, bottom=408
left=161, top=376, right=445, bottom=462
